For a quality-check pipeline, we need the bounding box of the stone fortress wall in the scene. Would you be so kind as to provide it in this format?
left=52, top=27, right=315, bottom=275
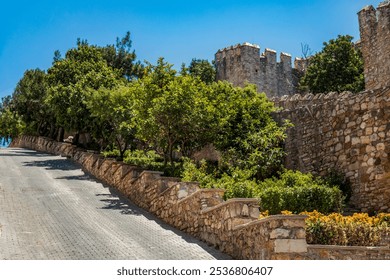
left=216, top=2, right=390, bottom=213
left=273, top=87, right=390, bottom=212
left=358, top=1, right=390, bottom=91
left=215, top=43, right=307, bottom=98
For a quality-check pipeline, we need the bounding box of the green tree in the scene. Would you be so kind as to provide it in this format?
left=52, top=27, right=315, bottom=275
left=187, top=58, right=216, bottom=84
left=131, top=58, right=177, bottom=151
left=134, top=68, right=216, bottom=165
left=100, top=31, right=144, bottom=80
left=0, top=97, right=25, bottom=140
left=87, top=85, right=137, bottom=159
left=210, top=82, right=289, bottom=179
left=12, top=69, right=54, bottom=136
left=46, top=43, right=122, bottom=144
left=300, top=35, right=364, bottom=93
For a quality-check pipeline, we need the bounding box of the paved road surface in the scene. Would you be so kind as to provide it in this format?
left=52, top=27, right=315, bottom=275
left=0, top=148, right=229, bottom=260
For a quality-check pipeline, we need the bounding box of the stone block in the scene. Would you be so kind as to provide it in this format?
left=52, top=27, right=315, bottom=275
left=270, top=228, right=290, bottom=239
left=274, top=239, right=307, bottom=253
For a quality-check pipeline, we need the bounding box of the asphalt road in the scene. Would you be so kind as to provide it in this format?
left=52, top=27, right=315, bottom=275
left=0, top=148, right=229, bottom=260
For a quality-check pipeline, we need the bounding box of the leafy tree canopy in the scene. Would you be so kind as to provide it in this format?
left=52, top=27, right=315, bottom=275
left=0, top=97, right=25, bottom=140
left=300, top=35, right=364, bottom=94
left=12, top=69, right=54, bottom=135
left=46, top=43, right=123, bottom=143
left=186, top=58, right=216, bottom=84
left=87, top=85, right=137, bottom=159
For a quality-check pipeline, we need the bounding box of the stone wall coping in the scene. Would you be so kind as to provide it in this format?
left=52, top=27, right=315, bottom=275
left=201, top=198, right=259, bottom=215
left=271, top=87, right=390, bottom=105
left=308, top=244, right=390, bottom=251
left=378, top=1, right=390, bottom=8
left=158, top=182, right=182, bottom=197
left=138, top=170, right=164, bottom=177
left=177, top=188, right=225, bottom=205
left=233, top=215, right=308, bottom=231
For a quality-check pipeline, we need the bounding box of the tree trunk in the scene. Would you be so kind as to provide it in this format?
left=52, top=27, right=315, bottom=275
left=72, top=132, right=80, bottom=145
left=48, top=123, right=56, bottom=139
left=57, top=127, right=65, bottom=142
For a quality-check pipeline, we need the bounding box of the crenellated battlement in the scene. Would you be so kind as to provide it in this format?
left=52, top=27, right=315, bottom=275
left=358, top=1, right=390, bottom=90
left=215, top=43, right=305, bottom=98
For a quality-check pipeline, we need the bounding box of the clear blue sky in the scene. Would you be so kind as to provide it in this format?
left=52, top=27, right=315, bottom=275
left=0, top=0, right=383, bottom=99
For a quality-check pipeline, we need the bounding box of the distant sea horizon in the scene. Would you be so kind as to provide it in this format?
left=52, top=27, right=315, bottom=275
left=0, top=137, right=11, bottom=148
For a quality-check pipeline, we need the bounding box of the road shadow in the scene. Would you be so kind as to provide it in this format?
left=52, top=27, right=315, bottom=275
left=3, top=148, right=80, bottom=171
left=1, top=148, right=52, bottom=157
left=96, top=189, right=143, bottom=216
left=55, top=174, right=92, bottom=181
left=23, top=159, right=80, bottom=171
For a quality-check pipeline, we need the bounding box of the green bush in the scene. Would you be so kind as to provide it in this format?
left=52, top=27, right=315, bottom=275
left=257, top=185, right=343, bottom=215
left=256, top=170, right=343, bottom=214
left=214, top=168, right=257, bottom=199
left=181, top=158, right=216, bottom=187
left=182, top=161, right=343, bottom=213
left=101, top=149, right=121, bottom=158
left=124, top=149, right=183, bottom=177
left=303, top=211, right=390, bottom=246
left=124, top=149, right=161, bottom=166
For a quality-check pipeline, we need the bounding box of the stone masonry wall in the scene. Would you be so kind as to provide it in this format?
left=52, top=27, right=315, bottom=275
left=215, top=43, right=303, bottom=98
left=11, top=135, right=390, bottom=259
left=272, top=87, right=390, bottom=212
left=358, top=2, right=390, bottom=90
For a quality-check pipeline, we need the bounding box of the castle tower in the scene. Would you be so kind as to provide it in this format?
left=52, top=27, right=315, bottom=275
left=215, top=43, right=298, bottom=98
left=215, top=43, right=261, bottom=89
left=358, top=2, right=390, bottom=90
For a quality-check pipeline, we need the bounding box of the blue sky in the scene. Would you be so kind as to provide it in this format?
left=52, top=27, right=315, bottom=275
left=0, top=0, right=383, bottom=99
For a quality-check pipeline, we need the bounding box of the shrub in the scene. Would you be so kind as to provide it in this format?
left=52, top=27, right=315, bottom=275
left=101, top=149, right=121, bottom=158
left=213, top=168, right=257, bottom=199
left=256, top=185, right=343, bottom=215
left=181, top=159, right=257, bottom=199
left=303, top=211, right=390, bottom=246
left=182, top=161, right=343, bottom=213
left=124, top=149, right=162, bottom=167
left=181, top=158, right=216, bottom=187
left=123, top=149, right=183, bottom=177
left=256, top=170, right=343, bottom=214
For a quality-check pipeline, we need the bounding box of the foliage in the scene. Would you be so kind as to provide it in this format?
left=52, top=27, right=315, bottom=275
left=210, top=82, right=290, bottom=180
left=303, top=211, right=390, bottom=246
left=12, top=69, right=53, bottom=136
left=0, top=107, right=25, bottom=140
left=256, top=170, right=343, bottom=214
left=186, top=58, right=216, bottom=84
left=181, top=158, right=217, bottom=186
left=182, top=160, right=343, bottom=212
left=300, top=35, right=364, bottom=93
left=182, top=157, right=258, bottom=199
left=123, top=149, right=183, bottom=177
left=46, top=43, right=122, bottom=143
left=101, top=149, right=121, bottom=158
left=124, top=149, right=162, bottom=167
left=87, top=85, right=136, bottom=159
left=133, top=59, right=218, bottom=165
left=100, top=31, right=144, bottom=80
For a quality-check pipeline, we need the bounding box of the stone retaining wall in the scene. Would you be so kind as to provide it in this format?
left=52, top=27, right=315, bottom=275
left=307, top=245, right=390, bottom=260
left=10, top=135, right=390, bottom=260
